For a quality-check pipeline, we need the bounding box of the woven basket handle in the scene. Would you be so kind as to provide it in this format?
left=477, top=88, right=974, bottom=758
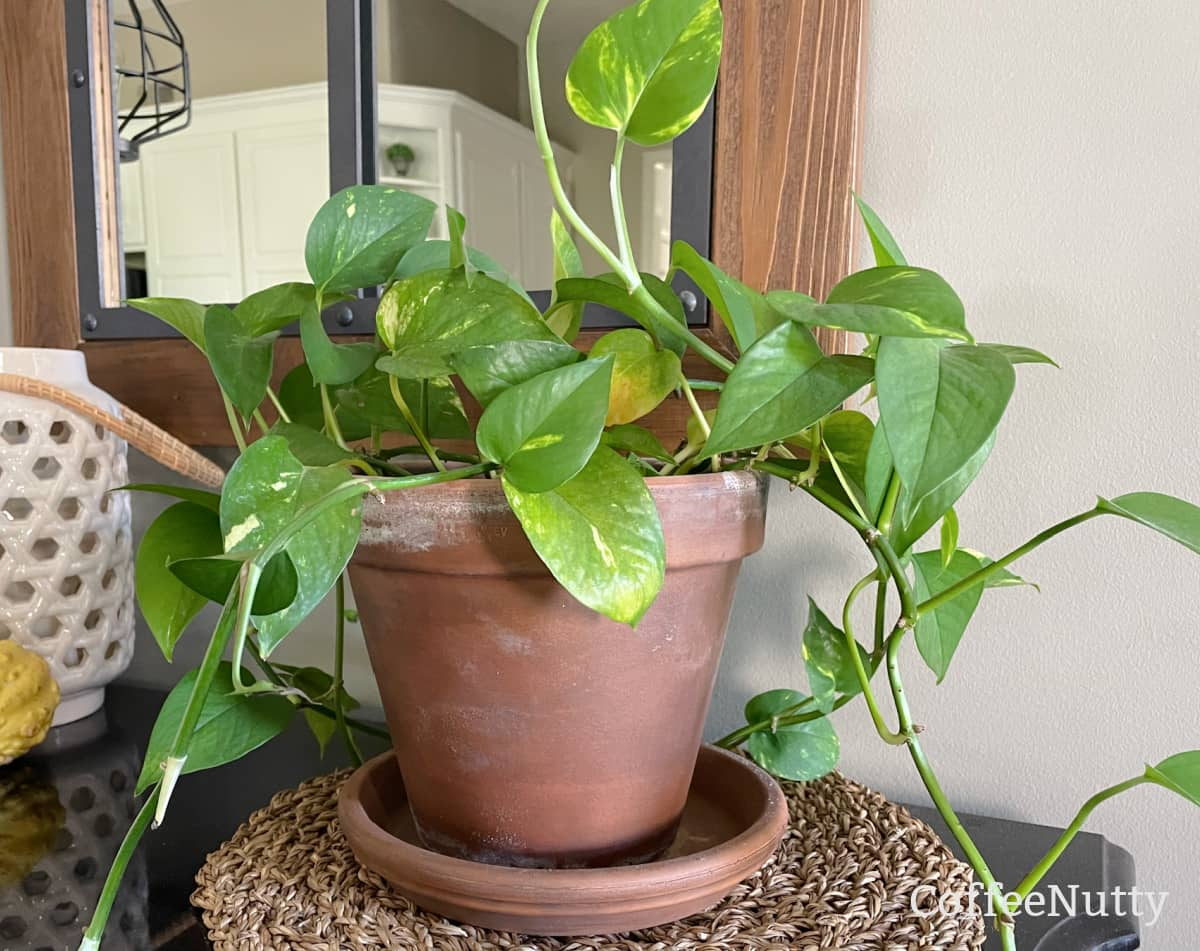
left=0, top=373, right=227, bottom=489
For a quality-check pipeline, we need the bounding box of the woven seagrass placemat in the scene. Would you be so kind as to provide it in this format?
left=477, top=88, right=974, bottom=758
left=192, top=769, right=985, bottom=950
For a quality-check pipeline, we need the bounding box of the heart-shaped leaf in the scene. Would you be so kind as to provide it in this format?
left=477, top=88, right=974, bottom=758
left=547, top=210, right=585, bottom=341
left=220, top=437, right=363, bottom=654
left=503, top=446, right=665, bottom=625
left=744, top=688, right=813, bottom=725
left=1098, top=492, right=1200, bottom=555
left=1145, top=751, right=1200, bottom=807
left=704, top=322, right=873, bottom=457
left=877, top=339, right=1015, bottom=507
left=299, top=301, right=379, bottom=386
left=128, top=297, right=207, bottom=351
left=670, top=241, right=757, bottom=350
left=168, top=550, right=299, bottom=616
left=377, top=269, right=558, bottom=379
left=769, top=289, right=971, bottom=342
left=477, top=358, right=614, bottom=493
left=305, top=185, right=436, bottom=293
left=565, top=0, right=722, bottom=146
left=853, top=194, right=907, bottom=267
left=335, top=367, right=470, bottom=439
left=451, top=339, right=582, bottom=408
left=136, top=502, right=224, bottom=661
left=745, top=725, right=840, bottom=784
left=392, top=240, right=533, bottom=304
left=233, top=282, right=317, bottom=336
left=136, top=662, right=295, bottom=794
left=802, top=598, right=871, bottom=712
left=814, top=267, right=970, bottom=341
left=588, top=329, right=681, bottom=425
left=911, top=549, right=986, bottom=682
left=203, top=305, right=275, bottom=418
left=602, top=423, right=673, bottom=463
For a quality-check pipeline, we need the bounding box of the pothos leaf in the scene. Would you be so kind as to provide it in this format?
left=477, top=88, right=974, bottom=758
left=136, top=502, right=223, bottom=661
left=136, top=662, right=295, bottom=794
left=565, top=0, right=722, bottom=146
left=476, top=358, right=613, bottom=493
left=503, top=447, right=665, bottom=626
left=219, top=437, right=363, bottom=654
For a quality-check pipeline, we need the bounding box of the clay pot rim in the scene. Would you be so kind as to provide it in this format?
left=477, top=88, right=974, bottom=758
left=337, top=744, right=787, bottom=899
left=359, top=467, right=765, bottom=496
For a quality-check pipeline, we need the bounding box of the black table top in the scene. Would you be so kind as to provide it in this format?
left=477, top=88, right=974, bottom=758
left=0, top=685, right=1139, bottom=950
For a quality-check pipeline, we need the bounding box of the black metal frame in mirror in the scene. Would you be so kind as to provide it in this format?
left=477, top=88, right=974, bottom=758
left=68, top=0, right=713, bottom=341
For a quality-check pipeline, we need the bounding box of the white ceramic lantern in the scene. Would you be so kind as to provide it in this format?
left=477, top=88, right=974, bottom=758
left=0, top=349, right=135, bottom=724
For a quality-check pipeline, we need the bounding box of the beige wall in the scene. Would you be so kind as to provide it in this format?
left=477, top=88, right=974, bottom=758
left=709, top=1, right=1200, bottom=944
left=161, top=0, right=329, bottom=98
left=134, top=0, right=517, bottom=113
left=379, top=0, right=518, bottom=120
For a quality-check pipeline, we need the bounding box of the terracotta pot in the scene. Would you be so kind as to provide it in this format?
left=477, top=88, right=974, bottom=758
left=348, top=470, right=768, bottom=869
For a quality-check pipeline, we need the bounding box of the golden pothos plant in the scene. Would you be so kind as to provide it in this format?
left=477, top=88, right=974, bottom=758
left=81, top=1, right=1199, bottom=948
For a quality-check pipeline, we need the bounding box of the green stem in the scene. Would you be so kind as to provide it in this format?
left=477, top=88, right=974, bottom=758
left=872, top=578, right=888, bottom=653
left=686, top=378, right=723, bottom=391
left=221, top=394, right=248, bottom=453
left=252, top=409, right=271, bottom=437
left=526, top=0, right=629, bottom=283
left=388, top=375, right=446, bottom=472
left=610, top=134, right=637, bottom=274
left=631, top=282, right=735, bottom=373
left=843, top=571, right=904, bottom=745
left=320, top=384, right=348, bottom=450
left=877, top=471, right=902, bottom=535
left=246, top=640, right=390, bottom=741
left=680, top=373, right=710, bottom=439
left=334, top=574, right=363, bottom=767
left=378, top=445, right=480, bottom=464
left=265, top=385, right=291, bottom=424
left=715, top=695, right=854, bottom=749
left=1011, top=776, right=1147, bottom=902
left=154, top=595, right=238, bottom=825
left=78, top=787, right=159, bottom=951
left=870, top=532, right=1013, bottom=935
left=916, top=508, right=1104, bottom=617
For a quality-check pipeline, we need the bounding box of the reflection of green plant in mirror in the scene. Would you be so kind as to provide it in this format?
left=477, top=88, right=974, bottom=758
left=82, top=1, right=1200, bottom=948
left=384, top=141, right=415, bottom=174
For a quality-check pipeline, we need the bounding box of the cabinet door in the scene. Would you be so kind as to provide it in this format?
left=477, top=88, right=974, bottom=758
left=456, top=128, right=524, bottom=281
left=141, top=130, right=243, bottom=301
left=119, top=161, right=146, bottom=252
left=235, top=121, right=330, bottom=293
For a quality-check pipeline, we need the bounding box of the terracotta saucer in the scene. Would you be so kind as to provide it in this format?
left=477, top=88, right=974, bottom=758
left=337, top=744, right=788, bottom=936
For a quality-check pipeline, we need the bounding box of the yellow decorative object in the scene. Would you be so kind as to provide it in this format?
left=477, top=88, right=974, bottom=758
left=0, top=639, right=60, bottom=765
left=0, top=765, right=64, bottom=885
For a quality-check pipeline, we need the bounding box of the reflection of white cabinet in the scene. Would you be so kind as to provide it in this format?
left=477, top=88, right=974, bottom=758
left=119, top=162, right=145, bottom=251
left=236, top=120, right=330, bottom=291
left=123, top=83, right=573, bottom=302
left=141, top=130, right=243, bottom=301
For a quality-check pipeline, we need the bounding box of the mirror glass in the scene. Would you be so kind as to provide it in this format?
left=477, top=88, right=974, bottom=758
left=374, top=0, right=673, bottom=287
left=108, top=0, right=675, bottom=312
left=113, top=0, right=332, bottom=302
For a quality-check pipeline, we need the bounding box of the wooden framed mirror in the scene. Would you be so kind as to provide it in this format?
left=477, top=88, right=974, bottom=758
left=1, top=0, right=867, bottom=445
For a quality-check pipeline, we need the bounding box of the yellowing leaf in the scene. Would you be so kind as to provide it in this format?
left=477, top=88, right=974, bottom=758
left=588, top=329, right=681, bottom=425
